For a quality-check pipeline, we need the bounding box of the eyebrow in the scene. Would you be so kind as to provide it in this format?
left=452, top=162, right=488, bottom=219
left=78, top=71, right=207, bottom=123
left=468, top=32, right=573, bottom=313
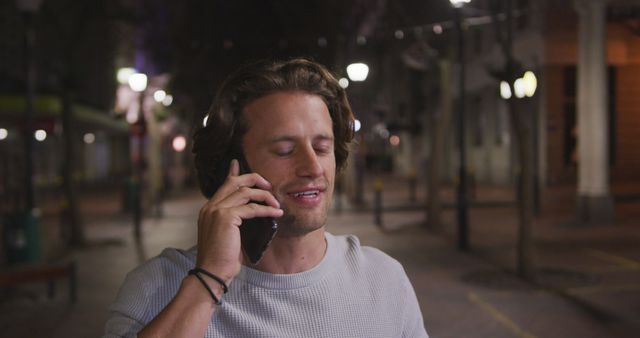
left=268, top=134, right=334, bottom=143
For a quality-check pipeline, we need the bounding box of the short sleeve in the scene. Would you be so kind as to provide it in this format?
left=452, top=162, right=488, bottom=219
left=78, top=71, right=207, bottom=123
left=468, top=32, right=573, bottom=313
left=103, top=268, right=150, bottom=338
left=400, top=268, right=429, bottom=338
left=102, top=248, right=191, bottom=338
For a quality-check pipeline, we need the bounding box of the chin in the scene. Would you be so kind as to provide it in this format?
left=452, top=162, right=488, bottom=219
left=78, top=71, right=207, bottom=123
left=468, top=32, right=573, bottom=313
left=275, top=209, right=327, bottom=238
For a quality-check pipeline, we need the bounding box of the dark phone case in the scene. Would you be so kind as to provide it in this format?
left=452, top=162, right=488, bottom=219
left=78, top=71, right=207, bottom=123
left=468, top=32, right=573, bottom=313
left=237, top=157, right=279, bottom=265
left=240, top=216, right=278, bottom=265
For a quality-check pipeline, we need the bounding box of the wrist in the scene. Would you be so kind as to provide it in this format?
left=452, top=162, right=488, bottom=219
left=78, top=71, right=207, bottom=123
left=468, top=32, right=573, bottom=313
left=182, top=275, right=224, bottom=306
left=187, top=267, right=231, bottom=305
left=196, top=262, right=236, bottom=285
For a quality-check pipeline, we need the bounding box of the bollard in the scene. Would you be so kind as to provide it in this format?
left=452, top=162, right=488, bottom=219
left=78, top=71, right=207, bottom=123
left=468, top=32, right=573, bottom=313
left=374, top=177, right=383, bottom=228
left=408, top=169, right=417, bottom=203
left=132, top=177, right=142, bottom=241
left=468, top=167, right=476, bottom=201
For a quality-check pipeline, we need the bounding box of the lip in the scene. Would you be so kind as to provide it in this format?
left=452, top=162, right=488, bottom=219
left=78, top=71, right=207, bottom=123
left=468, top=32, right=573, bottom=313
left=285, top=186, right=326, bottom=207
left=287, top=186, right=326, bottom=194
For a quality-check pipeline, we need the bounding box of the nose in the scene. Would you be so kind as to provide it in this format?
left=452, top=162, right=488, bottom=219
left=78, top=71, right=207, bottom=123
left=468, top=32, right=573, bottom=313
left=294, top=145, right=324, bottom=178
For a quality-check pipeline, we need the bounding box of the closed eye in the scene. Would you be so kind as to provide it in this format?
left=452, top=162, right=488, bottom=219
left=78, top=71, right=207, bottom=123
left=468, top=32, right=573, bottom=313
left=314, top=138, right=333, bottom=155
left=275, top=149, right=294, bottom=157
left=314, top=146, right=332, bottom=155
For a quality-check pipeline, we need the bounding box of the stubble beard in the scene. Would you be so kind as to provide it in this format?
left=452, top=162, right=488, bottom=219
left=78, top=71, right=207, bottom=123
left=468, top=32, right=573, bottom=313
left=275, top=194, right=332, bottom=238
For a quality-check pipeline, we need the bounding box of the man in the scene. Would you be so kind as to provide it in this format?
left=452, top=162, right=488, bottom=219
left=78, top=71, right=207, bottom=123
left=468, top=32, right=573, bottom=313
left=104, top=58, right=428, bottom=337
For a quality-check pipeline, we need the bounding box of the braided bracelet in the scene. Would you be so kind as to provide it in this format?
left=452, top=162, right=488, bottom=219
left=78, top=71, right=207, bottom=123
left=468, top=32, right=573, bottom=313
left=188, top=269, right=221, bottom=305
left=190, top=267, right=229, bottom=294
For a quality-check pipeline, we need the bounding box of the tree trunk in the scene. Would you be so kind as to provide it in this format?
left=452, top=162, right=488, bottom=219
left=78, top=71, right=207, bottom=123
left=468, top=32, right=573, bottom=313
left=504, top=0, right=534, bottom=280
left=508, top=100, right=535, bottom=279
left=427, top=60, right=453, bottom=231
left=146, top=103, right=164, bottom=218
left=61, top=82, right=85, bottom=247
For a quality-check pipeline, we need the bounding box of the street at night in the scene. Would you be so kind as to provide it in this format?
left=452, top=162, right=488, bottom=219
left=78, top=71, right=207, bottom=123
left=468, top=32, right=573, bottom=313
left=1, top=0, right=640, bottom=337
left=1, top=176, right=639, bottom=337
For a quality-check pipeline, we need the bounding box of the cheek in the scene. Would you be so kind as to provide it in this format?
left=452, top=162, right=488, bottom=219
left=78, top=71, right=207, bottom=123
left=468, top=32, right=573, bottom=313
left=323, top=159, right=336, bottom=185
left=261, top=164, right=292, bottom=187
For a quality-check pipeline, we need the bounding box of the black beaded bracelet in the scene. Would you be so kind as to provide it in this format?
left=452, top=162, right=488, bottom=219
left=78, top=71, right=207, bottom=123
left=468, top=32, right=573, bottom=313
left=190, top=267, right=229, bottom=294
left=188, top=269, right=221, bottom=305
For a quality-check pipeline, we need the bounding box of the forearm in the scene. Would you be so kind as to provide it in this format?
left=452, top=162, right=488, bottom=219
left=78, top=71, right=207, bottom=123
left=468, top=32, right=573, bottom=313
left=138, top=276, right=222, bottom=338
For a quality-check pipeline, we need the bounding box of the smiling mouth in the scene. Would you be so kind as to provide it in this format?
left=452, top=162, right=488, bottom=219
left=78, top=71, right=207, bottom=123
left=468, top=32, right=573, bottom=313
left=290, top=190, right=320, bottom=198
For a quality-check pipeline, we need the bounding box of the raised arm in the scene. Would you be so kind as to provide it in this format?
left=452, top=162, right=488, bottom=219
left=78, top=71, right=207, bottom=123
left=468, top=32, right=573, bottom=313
left=134, top=159, right=283, bottom=337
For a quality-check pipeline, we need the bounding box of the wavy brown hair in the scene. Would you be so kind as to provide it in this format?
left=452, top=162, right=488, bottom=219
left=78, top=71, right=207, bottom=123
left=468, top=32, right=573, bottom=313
left=192, top=58, right=355, bottom=198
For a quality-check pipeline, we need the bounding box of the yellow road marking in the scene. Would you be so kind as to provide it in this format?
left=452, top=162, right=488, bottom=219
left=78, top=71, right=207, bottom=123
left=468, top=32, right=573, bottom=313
left=468, top=292, right=538, bottom=338
left=587, top=249, right=640, bottom=270
left=567, top=283, right=640, bottom=296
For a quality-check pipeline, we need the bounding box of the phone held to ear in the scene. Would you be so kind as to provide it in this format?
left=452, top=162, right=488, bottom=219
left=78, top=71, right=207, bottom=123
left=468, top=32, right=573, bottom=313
left=237, top=157, right=279, bottom=265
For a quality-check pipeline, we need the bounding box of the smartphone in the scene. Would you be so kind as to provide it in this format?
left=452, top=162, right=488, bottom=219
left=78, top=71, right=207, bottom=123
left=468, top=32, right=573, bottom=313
left=237, top=157, right=279, bottom=265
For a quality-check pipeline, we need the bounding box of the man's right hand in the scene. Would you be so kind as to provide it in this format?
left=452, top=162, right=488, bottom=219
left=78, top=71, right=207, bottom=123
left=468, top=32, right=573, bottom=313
left=195, top=159, right=283, bottom=284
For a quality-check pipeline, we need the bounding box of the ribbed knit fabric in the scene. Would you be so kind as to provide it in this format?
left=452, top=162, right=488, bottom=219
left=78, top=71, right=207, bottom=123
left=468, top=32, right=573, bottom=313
left=103, top=232, right=429, bottom=338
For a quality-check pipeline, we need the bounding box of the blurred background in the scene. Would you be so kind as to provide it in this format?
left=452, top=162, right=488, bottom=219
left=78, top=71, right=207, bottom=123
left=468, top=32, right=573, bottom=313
left=0, top=0, right=639, bottom=337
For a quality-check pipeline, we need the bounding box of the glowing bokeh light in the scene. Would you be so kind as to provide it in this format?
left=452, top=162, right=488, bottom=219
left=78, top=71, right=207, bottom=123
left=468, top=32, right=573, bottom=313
left=34, top=129, right=47, bottom=142
left=153, top=90, right=166, bottom=103
left=84, top=133, right=95, bottom=144
left=162, top=94, right=173, bottom=106
left=117, top=67, right=136, bottom=85
left=172, top=135, right=187, bottom=152
left=339, top=78, right=349, bottom=89
left=354, top=119, right=361, bottom=132
left=346, top=63, right=369, bottom=82
left=128, top=73, right=147, bottom=92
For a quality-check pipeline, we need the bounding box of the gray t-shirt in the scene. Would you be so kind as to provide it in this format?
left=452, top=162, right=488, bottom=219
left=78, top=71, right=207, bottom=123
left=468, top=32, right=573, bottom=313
left=104, top=232, right=429, bottom=337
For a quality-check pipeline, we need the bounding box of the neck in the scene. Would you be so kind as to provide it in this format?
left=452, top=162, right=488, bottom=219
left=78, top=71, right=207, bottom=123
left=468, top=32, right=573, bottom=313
left=248, top=228, right=327, bottom=274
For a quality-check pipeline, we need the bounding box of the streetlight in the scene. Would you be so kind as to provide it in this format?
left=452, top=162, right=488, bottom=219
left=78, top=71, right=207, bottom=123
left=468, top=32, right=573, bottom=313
left=346, top=62, right=369, bottom=205
left=127, top=71, right=147, bottom=241
left=450, top=0, right=471, bottom=251
left=499, top=71, right=538, bottom=100
left=522, top=71, right=538, bottom=97
left=499, top=70, right=540, bottom=215
left=450, top=0, right=471, bottom=8
left=346, top=63, right=369, bottom=82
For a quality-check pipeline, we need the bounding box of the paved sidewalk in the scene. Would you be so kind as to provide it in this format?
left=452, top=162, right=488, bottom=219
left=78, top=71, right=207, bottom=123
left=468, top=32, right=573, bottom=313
left=0, top=175, right=638, bottom=337
left=343, top=173, right=640, bottom=338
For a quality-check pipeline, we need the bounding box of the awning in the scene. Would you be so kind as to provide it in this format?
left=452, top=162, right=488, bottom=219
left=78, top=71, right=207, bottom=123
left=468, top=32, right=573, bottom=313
left=0, top=95, right=129, bottom=133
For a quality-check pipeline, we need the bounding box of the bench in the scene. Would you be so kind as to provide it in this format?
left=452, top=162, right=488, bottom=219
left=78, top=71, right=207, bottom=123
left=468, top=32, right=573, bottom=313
left=0, top=261, right=77, bottom=303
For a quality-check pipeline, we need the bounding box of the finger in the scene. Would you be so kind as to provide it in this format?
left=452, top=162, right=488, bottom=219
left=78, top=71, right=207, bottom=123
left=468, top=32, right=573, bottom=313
left=206, top=159, right=240, bottom=205
left=228, top=158, right=240, bottom=177
left=234, top=203, right=284, bottom=220
left=232, top=173, right=273, bottom=190
left=217, top=187, right=280, bottom=209
left=210, top=172, right=273, bottom=205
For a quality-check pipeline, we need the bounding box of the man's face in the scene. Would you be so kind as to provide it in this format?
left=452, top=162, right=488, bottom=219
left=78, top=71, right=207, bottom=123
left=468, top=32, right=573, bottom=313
left=241, top=91, right=336, bottom=237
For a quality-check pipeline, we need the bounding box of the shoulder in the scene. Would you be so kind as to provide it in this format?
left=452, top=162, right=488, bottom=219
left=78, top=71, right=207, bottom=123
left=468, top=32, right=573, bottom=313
left=110, top=247, right=196, bottom=322
left=327, top=233, right=406, bottom=279
left=126, top=247, right=194, bottom=289
left=325, top=233, right=426, bottom=335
